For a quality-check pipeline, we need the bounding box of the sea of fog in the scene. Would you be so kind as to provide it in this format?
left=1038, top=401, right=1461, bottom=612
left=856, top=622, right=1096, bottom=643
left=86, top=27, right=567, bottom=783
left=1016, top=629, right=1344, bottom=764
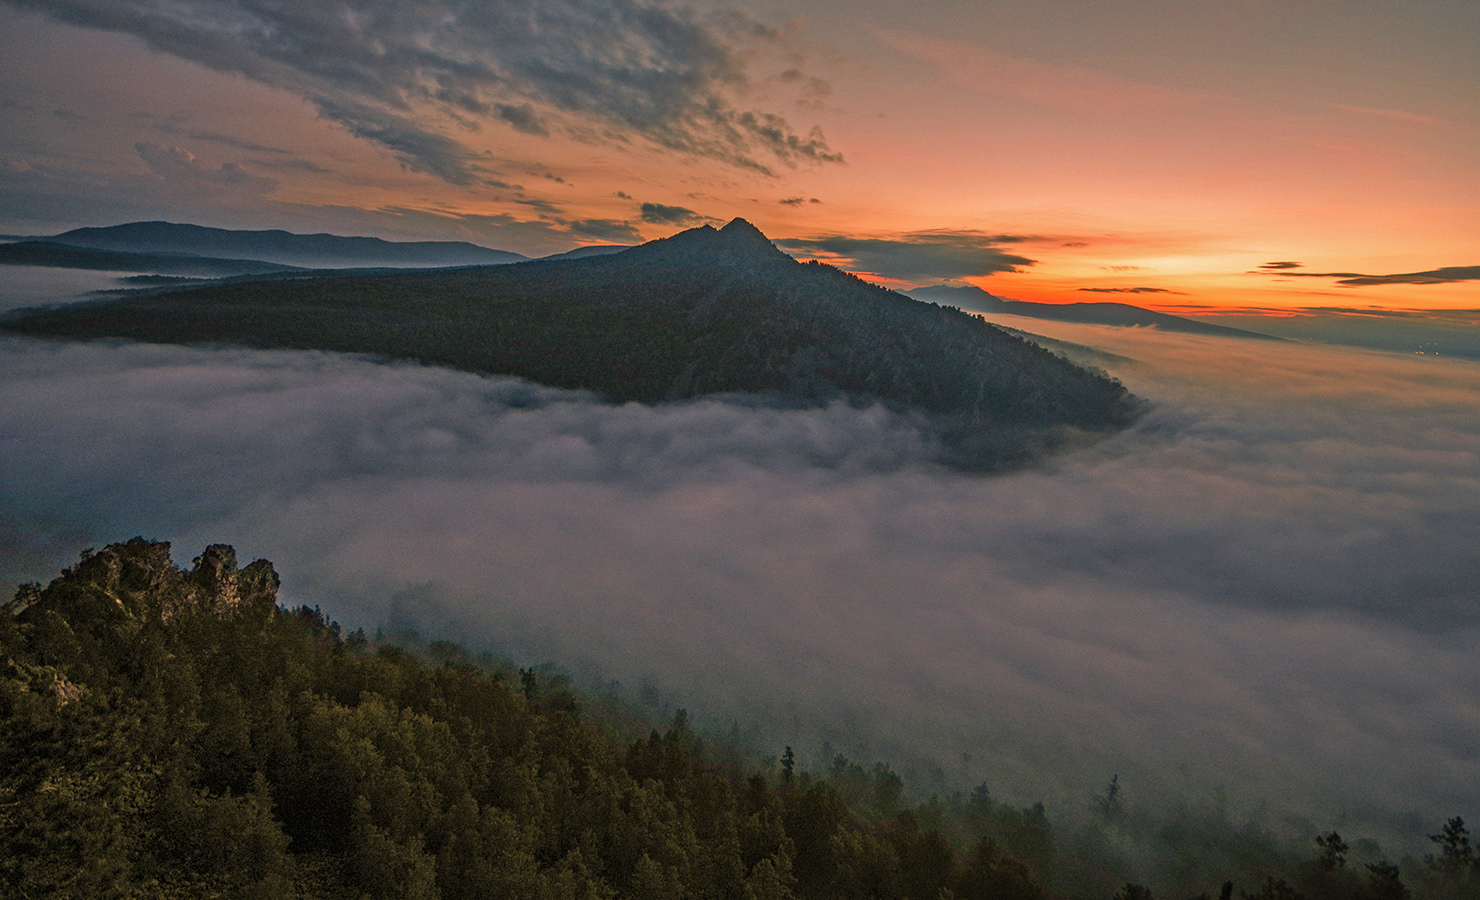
left=0, top=265, right=145, bottom=314
left=2, top=270, right=1477, bottom=851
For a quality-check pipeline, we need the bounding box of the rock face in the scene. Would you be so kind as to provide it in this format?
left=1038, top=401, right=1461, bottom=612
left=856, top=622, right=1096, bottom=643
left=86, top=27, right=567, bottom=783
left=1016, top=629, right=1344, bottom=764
left=5, top=537, right=280, bottom=624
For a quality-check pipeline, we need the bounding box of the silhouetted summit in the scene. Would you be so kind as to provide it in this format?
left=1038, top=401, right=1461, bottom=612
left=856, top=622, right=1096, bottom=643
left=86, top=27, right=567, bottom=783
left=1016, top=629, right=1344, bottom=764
left=6, top=220, right=1141, bottom=470
left=615, top=217, right=794, bottom=270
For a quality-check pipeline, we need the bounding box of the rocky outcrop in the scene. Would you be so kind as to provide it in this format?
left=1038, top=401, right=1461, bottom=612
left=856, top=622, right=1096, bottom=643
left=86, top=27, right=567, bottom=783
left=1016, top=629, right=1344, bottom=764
left=7, top=537, right=280, bottom=625
left=177, top=543, right=281, bottom=620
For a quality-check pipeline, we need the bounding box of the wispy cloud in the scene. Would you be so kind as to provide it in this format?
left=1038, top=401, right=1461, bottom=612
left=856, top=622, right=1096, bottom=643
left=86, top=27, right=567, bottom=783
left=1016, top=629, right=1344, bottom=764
left=1078, top=287, right=1186, bottom=295
left=150, top=125, right=293, bottom=155
left=1332, top=104, right=1442, bottom=127
left=879, top=29, right=1216, bottom=118
left=776, top=230, right=1037, bottom=283
left=134, top=142, right=277, bottom=194
left=1254, top=261, right=1480, bottom=286
left=13, top=0, right=840, bottom=182
left=565, top=218, right=642, bottom=243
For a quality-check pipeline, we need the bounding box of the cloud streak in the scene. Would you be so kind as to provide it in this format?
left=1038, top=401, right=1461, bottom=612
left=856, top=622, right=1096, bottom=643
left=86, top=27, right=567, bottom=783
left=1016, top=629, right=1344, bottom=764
left=2, top=317, right=1479, bottom=847
left=10, top=0, right=840, bottom=181
left=1254, top=261, right=1480, bottom=286
left=1078, top=287, right=1186, bottom=295
left=775, top=230, right=1038, bottom=283
left=639, top=202, right=706, bottom=225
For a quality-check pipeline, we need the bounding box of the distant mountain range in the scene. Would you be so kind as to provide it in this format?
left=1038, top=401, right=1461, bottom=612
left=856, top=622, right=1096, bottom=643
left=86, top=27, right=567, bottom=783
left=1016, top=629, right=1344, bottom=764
left=3, top=218, right=1142, bottom=471
left=40, top=221, right=529, bottom=268
left=909, top=284, right=1280, bottom=341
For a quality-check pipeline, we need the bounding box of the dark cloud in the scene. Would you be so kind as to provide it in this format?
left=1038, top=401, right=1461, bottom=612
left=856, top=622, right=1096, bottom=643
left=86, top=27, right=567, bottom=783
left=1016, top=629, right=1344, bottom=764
left=248, top=158, right=332, bottom=175
left=14, top=0, right=839, bottom=181
left=776, top=230, right=1038, bottom=282
left=1078, top=287, right=1187, bottom=295
left=308, top=97, right=485, bottom=185
left=639, top=202, right=704, bottom=225
left=1259, top=261, right=1304, bottom=270
left=494, top=102, right=549, bottom=137
left=1334, top=266, right=1480, bottom=286
left=786, top=71, right=831, bottom=109
left=1255, top=263, right=1480, bottom=286
left=2, top=320, right=1480, bottom=846
left=566, top=218, right=643, bottom=242
left=149, top=121, right=293, bottom=154
left=779, top=196, right=820, bottom=206
left=182, top=131, right=292, bottom=155
left=515, top=197, right=565, bottom=215
left=134, top=141, right=278, bottom=194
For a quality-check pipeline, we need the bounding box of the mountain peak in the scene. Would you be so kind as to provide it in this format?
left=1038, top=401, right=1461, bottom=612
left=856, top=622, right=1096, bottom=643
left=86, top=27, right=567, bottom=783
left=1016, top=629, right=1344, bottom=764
left=716, top=217, right=784, bottom=254
left=620, top=217, right=792, bottom=267
left=719, top=217, right=765, bottom=238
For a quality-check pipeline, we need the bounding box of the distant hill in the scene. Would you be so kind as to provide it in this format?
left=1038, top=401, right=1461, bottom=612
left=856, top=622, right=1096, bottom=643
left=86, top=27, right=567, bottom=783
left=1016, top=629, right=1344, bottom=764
left=50, top=221, right=528, bottom=268
left=538, top=244, right=634, bottom=261
left=5, top=218, right=1142, bottom=471
left=910, top=284, right=1280, bottom=340
left=0, top=240, right=301, bottom=277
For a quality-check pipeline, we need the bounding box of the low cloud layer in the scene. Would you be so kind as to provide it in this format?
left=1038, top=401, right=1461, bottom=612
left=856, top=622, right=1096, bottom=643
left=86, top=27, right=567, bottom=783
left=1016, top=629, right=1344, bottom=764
left=1078, top=286, right=1186, bottom=295
left=11, top=0, right=840, bottom=181
left=2, top=318, right=1479, bottom=847
left=775, top=230, right=1038, bottom=283
left=1256, top=261, right=1480, bottom=286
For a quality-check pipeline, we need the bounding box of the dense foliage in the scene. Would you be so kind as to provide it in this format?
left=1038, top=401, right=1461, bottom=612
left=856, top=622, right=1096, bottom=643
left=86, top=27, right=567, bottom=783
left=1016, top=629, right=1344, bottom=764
left=2, top=219, right=1141, bottom=470
left=0, top=540, right=1052, bottom=899
left=5, top=539, right=1475, bottom=900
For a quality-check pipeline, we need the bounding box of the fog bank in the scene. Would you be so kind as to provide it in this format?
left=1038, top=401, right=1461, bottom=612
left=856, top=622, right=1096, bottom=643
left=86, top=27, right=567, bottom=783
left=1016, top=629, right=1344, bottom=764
left=2, top=320, right=1478, bottom=847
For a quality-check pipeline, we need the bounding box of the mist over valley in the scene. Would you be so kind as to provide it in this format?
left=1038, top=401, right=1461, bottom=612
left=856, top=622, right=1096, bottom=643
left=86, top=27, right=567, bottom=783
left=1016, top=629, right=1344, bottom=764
left=4, top=261, right=1477, bottom=859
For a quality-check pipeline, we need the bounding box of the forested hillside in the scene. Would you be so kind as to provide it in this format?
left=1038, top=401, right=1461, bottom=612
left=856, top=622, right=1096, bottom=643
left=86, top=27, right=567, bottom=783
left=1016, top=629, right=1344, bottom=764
left=4, top=540, right=1475, bottom=900
left=0, top=540, right=1052, bottom=899
left=3, top=219, right=1142, bottom=471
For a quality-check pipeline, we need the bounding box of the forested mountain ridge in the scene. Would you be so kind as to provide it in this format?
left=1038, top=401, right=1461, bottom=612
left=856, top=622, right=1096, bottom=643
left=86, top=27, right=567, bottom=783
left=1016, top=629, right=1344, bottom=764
left=0, top=539, right=1052, bottom=899
left=3, top=218, right=1142, bottom=470
left=4, top=539, right=1475, bottom=899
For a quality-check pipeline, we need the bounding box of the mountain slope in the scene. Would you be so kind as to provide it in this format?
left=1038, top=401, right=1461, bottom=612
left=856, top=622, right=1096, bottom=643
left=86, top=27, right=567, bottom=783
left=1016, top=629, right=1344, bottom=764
left=0, top=240, right=302, bottom=277
left=4, top=218, right=1141, bottom=470
left=0, top=538, right=1056, bottom=899
left=910, top=284, right=1281, bottom=341
left=51, top=221, right=528, bottom=268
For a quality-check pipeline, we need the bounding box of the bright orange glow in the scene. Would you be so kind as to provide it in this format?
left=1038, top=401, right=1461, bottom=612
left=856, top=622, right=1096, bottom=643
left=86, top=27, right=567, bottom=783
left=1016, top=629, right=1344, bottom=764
left=1, top=2, right=1476, bottom=311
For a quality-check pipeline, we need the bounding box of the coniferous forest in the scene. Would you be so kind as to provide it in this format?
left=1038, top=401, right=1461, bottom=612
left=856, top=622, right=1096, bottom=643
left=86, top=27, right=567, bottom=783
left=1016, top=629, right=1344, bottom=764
left=3, top=539, right=1477, bottom=900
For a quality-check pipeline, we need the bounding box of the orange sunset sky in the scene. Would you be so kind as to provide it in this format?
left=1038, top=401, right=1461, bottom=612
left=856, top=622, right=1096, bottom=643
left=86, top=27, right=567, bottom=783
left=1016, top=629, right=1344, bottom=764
left=1, top=0, right=1476, bottom=312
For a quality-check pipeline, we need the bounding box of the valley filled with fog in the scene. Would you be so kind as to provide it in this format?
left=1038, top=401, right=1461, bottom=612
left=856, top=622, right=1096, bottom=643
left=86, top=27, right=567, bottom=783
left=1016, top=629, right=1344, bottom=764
left=2, top=272, right=1477, bottom=850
